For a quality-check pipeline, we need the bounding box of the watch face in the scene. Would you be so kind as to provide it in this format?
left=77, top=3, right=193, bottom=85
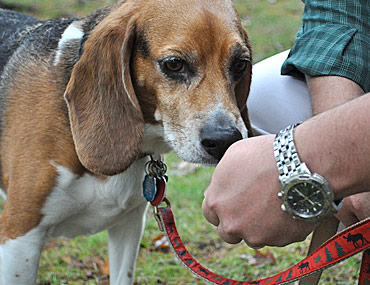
left=286, top=181, right=325, bottom=218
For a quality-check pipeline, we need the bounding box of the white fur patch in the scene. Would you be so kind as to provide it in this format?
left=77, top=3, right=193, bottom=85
left=141, top=124, right=172, bottom=155
left=160, top=103, right=248, bottom=164
left=0, top=228, right=46, bottom=284
left=0, top=158, right=151, bottom=284
left=54, top=22, right=84, bottom=66
left=41, top=160, right=148, bottom=239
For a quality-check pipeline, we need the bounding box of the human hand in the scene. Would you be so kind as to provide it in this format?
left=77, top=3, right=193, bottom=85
left=202, top=135, right=316, bottom=248
left=336, top=192, right=370, bottom=227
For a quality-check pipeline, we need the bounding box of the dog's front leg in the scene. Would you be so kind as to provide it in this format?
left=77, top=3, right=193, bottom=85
left=108, top=202, right=148, bottom=285
left=0, top=227, right=47, bottom=285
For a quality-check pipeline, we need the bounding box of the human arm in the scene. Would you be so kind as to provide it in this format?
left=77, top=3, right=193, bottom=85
left=202, top=92, right=370, bottom=247
left=305, top=75, right=370, bottom=227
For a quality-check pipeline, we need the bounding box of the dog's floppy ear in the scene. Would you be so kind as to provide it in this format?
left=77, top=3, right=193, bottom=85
left=235, top=28, right=253, bottom=136
left=64, top=9, right=144, bottom=176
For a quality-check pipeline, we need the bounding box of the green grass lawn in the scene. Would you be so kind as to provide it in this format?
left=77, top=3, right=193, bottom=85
left=0, top=0, right=362, bottom=284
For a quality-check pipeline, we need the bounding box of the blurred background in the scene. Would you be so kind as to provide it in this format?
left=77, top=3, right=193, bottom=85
left=0, top=0, right=361, bottom=284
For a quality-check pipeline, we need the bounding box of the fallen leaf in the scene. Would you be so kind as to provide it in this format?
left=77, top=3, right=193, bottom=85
left=97, top=259, right=110, bottom=276
left=253, top=249, right=276, bottom=265
left=238, top=249, right=276, bottom=266
left=62, top=255, right=73, bottom=264
left=151, top=234, right=170, bottom=252
left=43, top=239, right=59, bottom=250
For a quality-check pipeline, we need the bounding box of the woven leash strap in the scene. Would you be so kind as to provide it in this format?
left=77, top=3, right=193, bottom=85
left=156, top=206, right=370, bottom=285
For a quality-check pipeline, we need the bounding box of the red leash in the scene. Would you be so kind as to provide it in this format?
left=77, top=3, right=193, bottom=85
left=143, top=158, right=370, bottom=284
left=154, top=201, right=370, bottom=284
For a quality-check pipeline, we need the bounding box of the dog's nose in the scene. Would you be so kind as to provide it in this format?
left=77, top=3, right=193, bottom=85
left=200, top=124, right=242, bottom=161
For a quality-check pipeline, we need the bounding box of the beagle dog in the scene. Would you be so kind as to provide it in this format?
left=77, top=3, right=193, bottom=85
left=0, top=0, right=252, bottom=283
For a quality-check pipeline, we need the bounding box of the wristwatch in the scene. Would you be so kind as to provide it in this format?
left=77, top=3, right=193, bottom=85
left=273, top=124, right=339, bottom=224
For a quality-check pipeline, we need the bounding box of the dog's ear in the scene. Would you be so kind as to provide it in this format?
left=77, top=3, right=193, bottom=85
left=64, top=9, right=144, bottom=176
left=235, top=27, right=253, bottom=136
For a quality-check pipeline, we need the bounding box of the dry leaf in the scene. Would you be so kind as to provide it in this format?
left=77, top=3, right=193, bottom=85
left=149, top=234, right=170, bottom=253
left=62, top=255, right=73, bottom=264
left=238, top=249, right=276, bottom=266
left=44, top=239, right=59, bottom=250
left=97, top=259, right=110, bottom=276
left=152, top=234, right=170, bottom=250
left=253, top=249, right=276, bottom=265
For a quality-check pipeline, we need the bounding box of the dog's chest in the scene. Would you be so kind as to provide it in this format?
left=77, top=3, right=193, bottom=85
left=40, top=159, right=148, bottom=239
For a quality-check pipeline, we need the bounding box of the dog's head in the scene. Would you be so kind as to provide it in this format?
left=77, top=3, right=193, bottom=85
left=65, top=0, right=252, bottom=176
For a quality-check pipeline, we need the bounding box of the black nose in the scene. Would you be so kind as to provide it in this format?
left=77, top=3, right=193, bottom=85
left=200, top=124, right=242, bottom=161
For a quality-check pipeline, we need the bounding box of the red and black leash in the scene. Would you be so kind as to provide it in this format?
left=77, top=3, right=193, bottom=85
left=154, top=201, right=370, bottom=285
left=143, top=157, right=370, bottom=284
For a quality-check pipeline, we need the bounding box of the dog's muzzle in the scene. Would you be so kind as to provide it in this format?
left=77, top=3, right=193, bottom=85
left=200, top=120, right=242, bottom=161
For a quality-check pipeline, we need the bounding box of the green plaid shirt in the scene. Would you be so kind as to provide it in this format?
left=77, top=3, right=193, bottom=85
left=281, top=0, right=370, bottom=92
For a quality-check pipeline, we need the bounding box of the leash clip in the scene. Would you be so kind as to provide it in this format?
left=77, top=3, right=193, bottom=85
left=153, top=197, right=171, bottom=232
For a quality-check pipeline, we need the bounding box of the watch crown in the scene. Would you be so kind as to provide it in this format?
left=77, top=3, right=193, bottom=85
left=281, top=204, right=287, bottom=212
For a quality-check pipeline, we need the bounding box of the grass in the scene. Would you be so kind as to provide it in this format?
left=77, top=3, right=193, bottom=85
left=0, top=0, right=362, bottom=284
left=233, top=0, right=304, bottom=62
left=1, top=0, right=116, bottom=18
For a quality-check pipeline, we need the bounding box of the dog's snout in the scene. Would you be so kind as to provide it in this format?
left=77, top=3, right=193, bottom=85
left=200, top=124, right=242, bottom=161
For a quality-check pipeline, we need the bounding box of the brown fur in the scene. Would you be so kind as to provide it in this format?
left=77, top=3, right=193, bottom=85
left=0, top=59, right=84, bottom=242
left=131, top=0, right=252, bottom=134
left=65, top=6, right=145, bottom=176
left=0, top=0, right=252, bottom=242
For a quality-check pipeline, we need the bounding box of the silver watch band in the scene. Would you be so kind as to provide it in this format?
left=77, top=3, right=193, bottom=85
left=274, top=124, right=342, bottom=221
left=273, top=124, right=308, bottom=184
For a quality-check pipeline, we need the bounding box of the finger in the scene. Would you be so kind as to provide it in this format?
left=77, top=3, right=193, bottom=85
left=217, top=223, right=242, bottom=244
left=335, top=194, right=370, bottom=227
left=202, top=197, right=220, bottom=226
left=336, top=201, right=358, bottom=226
left=348, top=193, right=370, bottom=221
left=244, top=241, right=264, bottom=250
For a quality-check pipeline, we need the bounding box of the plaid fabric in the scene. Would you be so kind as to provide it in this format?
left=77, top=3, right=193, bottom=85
left=281, top=0, right=370, bottom=92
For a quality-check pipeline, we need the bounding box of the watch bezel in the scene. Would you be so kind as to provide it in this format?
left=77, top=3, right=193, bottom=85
left=280, top=173, right=335, bottom=223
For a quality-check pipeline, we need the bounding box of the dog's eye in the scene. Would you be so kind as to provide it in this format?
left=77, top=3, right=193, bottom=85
left=159, top=57, right=193, bottom=82
left=229, top=57, right=250, bottom=82
left=163, top=57, right=184, bottom=72
left=231, top=58, right=249, bottom=74
left=162, top=57, right=185, bottom=72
